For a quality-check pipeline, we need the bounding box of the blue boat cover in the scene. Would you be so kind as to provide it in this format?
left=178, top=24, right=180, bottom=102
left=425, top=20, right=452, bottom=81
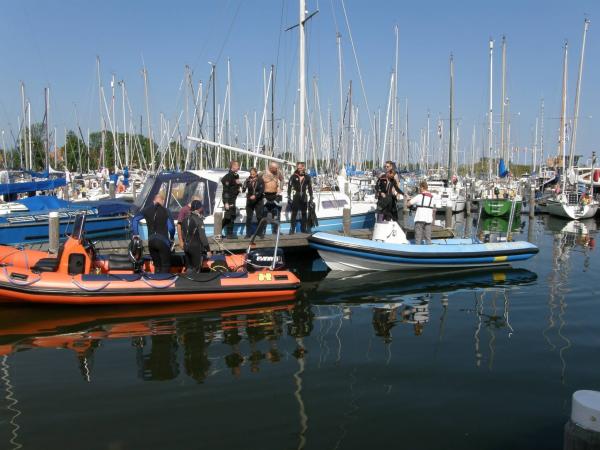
left=499, top=159, right=509, bottom=178
left=0, top=177, right=66, bottom=195
left=16, top=195, right=72, bottom=211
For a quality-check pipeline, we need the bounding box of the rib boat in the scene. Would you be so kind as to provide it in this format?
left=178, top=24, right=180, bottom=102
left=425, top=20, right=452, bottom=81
left=308, top=221, right=539, bottom=271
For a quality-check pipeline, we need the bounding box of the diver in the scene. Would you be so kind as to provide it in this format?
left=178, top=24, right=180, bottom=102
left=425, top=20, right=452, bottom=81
left=180, top=200, right=211, bottom=272
left=242, top=167, right=264, bottom=238
left=375, top=169, right=403, bottom=222
left=287, top=162, right=314, bottom=234
left=221, top=160, right=242, bottom=239
left=258, top=162, right=284, bottom=237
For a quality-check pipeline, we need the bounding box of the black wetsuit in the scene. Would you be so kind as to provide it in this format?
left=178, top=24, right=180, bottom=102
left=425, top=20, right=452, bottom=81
left=181, top=212, right=210, bottom=271
left=287, top=171, right=314, bottom=233
left=375, top=175, right=402, bottom=221
left=221, top=170, right=241, bottom=237
left=133, top=203, right=175, bottom=273
left=243, top=175, right=264, bottom=237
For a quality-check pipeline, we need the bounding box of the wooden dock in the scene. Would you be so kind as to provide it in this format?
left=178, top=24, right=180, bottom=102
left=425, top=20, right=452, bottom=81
left=24, top=226, right=454, bottom=255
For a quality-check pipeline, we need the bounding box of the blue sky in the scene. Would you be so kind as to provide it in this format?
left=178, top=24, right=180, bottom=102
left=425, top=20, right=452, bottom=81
left=0, top=0, right=599, bottom=164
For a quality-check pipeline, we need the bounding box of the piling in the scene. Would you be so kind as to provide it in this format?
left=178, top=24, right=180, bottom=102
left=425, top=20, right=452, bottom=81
left=343, top=206, right=351, bottom=236
left=48, top=212, right=59, bottom=254
left=466, top=196, right=472, bottom=217
left=403, top=195, right=409, bottom=213
left=564, top=390, right=600, bottom=450
left=529, top=186, right=536, bottom=219
left=109, top=181, right=116, bottom=199
left=132, top=183, right=137, bottom=200
left=214, top=211, right=223, bottom=237
left=445, top=206, right=453, bottom=229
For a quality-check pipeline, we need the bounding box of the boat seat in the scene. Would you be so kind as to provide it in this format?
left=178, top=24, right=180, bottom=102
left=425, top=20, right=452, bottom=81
left=107, top=254, right=135, bottom=271
left=31, top=257, right=60, bottom=273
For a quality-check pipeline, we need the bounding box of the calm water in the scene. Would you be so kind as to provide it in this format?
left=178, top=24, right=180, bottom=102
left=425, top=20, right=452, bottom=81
left=0, top=214, right=599, bottom=450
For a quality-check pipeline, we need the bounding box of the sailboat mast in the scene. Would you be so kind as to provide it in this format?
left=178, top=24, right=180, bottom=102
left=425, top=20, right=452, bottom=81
left=97, top=57, right=106, bottom=170
left=568, top=18, right=590, bottom=169
left=559, top=41, right=568, bottom=191
left=487, top=39, right=494, bottom=178
left=448, top=53, right=454, bottom=175
left=500, top=36, right=507, bottom=163
left=298, top=0, right=307, bottom=163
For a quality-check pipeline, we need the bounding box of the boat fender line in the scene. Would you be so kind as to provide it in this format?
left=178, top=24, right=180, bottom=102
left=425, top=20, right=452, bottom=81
left=2, top=267, right=41, bottom=287
left=180, top=272, right=222, bottom=283
left=71, top=277, right=112, bottom=292
left=0, top=248, right=32, bottom=270
left=140, top=275, right=179, bottom=289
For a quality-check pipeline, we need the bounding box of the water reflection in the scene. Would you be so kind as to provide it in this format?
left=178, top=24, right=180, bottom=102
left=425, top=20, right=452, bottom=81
left=544, top=216, right=597, bottom=384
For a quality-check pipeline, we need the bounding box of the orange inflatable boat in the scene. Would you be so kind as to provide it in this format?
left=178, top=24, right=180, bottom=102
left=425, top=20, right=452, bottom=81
left=0, top=215, right=300, bottom=305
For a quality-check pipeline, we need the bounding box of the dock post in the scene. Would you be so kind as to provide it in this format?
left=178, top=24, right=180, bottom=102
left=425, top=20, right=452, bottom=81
left=214, top=211, right=223, bottom=237
left=445, top=206, right=453, bottom=229
left=109, top=181, right=116, bottom=199
left=466, top=195, right=471, bottom=217
left=343, top=206, right=351, bottom=236
left=131, top=182, right=137, bottom=200
left=564, top=390, right=600, bottom=450
left=48, top=211, right=59, bottom=254
left=403, top=195, right=409, bottom=213
left=529, top=186, right=536, bottom=219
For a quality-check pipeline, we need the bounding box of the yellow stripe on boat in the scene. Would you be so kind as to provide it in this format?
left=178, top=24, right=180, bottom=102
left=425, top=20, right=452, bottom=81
left=494, top=256, right=508, bottom=262
left=493, top=272, right=507, bottom=282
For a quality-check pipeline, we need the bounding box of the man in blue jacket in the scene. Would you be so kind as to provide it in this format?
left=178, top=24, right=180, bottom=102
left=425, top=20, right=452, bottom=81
left=132, top=193, right=175, bottom=273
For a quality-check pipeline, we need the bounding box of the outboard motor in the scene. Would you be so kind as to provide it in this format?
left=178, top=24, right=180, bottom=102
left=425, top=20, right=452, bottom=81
left=246, top=248, right=285, bottom=271
left=128, top=236, right=144, bottom=271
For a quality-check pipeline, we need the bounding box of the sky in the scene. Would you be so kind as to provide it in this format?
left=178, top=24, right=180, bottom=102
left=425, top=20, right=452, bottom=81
left=0, top=0, right=599, bottom=165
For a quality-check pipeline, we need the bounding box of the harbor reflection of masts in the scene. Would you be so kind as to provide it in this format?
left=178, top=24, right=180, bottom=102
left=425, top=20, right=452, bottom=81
left=293, top=338, right=307, bottom=450
left=1, top=356, right=22, bottom=450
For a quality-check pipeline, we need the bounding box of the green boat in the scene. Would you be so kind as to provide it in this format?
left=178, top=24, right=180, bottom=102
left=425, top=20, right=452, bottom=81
left=482, top=198, right=522, bottom=217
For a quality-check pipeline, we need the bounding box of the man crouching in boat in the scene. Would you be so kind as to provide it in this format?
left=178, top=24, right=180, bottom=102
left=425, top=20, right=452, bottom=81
left=180, top=200, right=211, bottom=272
left=132, top=193, right=175, bottom=272
left=409, top=181, right=440, bottom=245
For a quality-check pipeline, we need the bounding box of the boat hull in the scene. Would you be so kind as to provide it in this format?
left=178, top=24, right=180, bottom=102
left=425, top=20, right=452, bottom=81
left=482, top=199, right=522, bottom=217
left=545, top=199, right=598, bottom=220
left=308, top=232, right=538, bottom=271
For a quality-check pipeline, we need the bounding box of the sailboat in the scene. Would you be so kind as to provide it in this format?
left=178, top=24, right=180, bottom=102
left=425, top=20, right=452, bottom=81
left=480, top=37, right=523, bottom=217
left=546, top=20, right=599, bottom=220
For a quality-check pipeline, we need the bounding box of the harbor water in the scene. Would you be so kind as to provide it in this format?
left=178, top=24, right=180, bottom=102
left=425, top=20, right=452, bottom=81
left=0, top=214, right=598, bottom=450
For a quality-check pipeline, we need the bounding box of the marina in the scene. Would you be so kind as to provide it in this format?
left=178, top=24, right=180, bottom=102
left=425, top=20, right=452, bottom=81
left=1, top=0, right=600, bottom=449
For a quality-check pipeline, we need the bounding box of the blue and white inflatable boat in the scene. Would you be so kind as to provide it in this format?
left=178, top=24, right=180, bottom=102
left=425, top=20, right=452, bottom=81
left=308, top=223, right=539, bottom=271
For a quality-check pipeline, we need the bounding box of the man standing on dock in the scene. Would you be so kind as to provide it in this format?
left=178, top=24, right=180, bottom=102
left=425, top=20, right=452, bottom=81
left=131, top=193, right=175, bottom=272
left=221, top=160, right=241, bottom=239
left=409, top=181, right=439, bottom=245
left=243, top=168, right=264, bottom=238
left=258, top=162, right=284, bottom=237
left=287, top=162, right=313, bottom=234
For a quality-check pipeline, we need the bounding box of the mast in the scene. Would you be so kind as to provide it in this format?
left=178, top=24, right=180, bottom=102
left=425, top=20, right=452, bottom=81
left=540, top=98, right=545, bottom=167
left=121, top=80, right=129, bottom=167
left=487, top=39, right=494, bottom=178
left=559, top=41, right=568, bottom=191
left=298, top=0, right=306, bottom=162
left=20, top=82, right=28, bottom=170
left=97, top=57, right=106, bottom=170
left=142, top=64, right=154, bottom=172
left=500, top=36, right=507, bottom=162
left=448, top=53, right=454, bottom=175
left=336, top=32, right=344, bottom=168
left=270, top=64, right=275, bottom=155
left=45, top=87, right=50, bottom=170
left=568, top=18, right=590, bottom=170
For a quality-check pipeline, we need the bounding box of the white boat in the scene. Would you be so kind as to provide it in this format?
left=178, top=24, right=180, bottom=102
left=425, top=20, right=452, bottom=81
left=545, top=191, right=598, bottom=220
left=308, top=221, right=538, bottom=271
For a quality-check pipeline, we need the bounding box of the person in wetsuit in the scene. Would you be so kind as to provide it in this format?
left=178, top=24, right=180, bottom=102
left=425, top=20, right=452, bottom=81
left=242, top=167, right=264, bottom=238
left=221, top=160, right=242, bottom=239
left=257, top=162, right=284, bottom=237
left=287, top=162, right=314, bottom=234
left=132, top=193, right=175, bottom=273
left=180, top=200, right=211, bottom=272
left=375, top=169, right=403, bottom=221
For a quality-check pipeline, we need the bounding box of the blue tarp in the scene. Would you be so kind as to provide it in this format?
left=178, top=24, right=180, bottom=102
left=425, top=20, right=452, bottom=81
left=16, top=195, right=72, bottom=211
left=499, top=159, right=510, bottom=178
left=14, top=195, right=132, bottom=216
left=0, top=177, right=66, bottom=195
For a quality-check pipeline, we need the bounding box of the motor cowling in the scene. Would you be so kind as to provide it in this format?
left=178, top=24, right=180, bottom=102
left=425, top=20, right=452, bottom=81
left=246, top=248, right=285, bottom=271
left=128, top=236, right=143, bottom=264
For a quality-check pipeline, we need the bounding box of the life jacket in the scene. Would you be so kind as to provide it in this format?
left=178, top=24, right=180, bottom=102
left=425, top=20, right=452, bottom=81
left=418, top=192, right=434, bottom=209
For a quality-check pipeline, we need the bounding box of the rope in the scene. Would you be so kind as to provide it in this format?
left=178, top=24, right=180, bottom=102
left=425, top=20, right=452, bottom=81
left=71, top=277, right=112, bottom=292
left=141, top=275, right=179, bottom=289
left=2, top=267, right=41, bottom=287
